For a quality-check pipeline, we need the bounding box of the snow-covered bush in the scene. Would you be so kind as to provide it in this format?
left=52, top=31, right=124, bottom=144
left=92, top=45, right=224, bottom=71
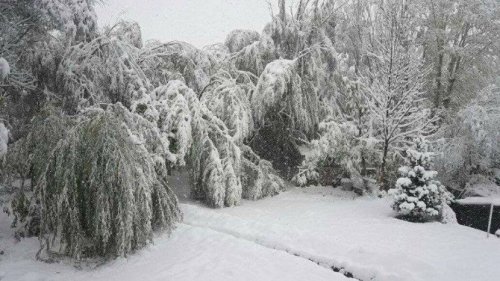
left=293, top=118, right=378, bottom=188
left=389, top=139, right=453, bottom=222
left=36, top=104, right=181, bottom=260
left=240, top=145, right=285, bottom=200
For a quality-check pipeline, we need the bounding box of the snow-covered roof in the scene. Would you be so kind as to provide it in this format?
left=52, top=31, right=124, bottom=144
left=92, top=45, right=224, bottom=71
left=456, top=197, right=500, bottom=206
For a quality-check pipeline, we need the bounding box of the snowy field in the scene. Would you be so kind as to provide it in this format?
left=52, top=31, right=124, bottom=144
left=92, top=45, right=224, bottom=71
left=1, top=186, right=500, bottom=281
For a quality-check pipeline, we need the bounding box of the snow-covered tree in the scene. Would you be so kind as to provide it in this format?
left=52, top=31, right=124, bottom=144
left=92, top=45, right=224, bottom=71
left=142, top=79, right=284, bottom=207
left=389, top=139, right=452, bottom=222
left=1, top=112, right=70, bottom=239
left=434, top=85, right=500, bottom=194
left=361, top=1, right=438, bottom=188
left=139, top=41, right=215, bottom=93
left=420, top=0, right=500, bottom=111
left=35, top=0, right=98, bottom=44
left=252, top=59, right=319, bottom=139
left=145, top=81, right=242, bottom=207
left=106, top=20, right=143, bottom=49
left=225, top=29, right=260, bottom=53
left=36, top=104, right=181, bottom=260
left=57, top=33, right=149, bottom=113
left=201, top=70, right=254, bottom=144
left=4, top=108, right=70, bottom=189
left=203, top=43, right=230, bottom=69
left=231, top=36, right=277, bottom=76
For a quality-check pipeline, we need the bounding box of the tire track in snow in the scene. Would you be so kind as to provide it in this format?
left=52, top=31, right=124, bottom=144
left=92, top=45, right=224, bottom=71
left=181, top=222, right=361, bottom=281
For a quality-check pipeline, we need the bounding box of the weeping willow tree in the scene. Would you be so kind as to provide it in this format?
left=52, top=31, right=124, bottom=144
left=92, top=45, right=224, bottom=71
left=230, top=35, right=277, bottom=77
left=150, top=81, right=242, bottom=207
left=138, top=41, right=216, bottom=93
left=201, top=70, right=255, bottom=144
left=37, top=104, right=181, bottom=260
left=200, top=70, right=285, bottom=201
left=236, top=0, right=343, bottom=178
left=56, top=33, right=150, bottom=113
left=143, top=79, right=283, bottom=207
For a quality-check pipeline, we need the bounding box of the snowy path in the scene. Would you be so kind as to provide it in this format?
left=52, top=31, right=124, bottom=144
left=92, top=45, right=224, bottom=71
left=1, top=186, right=500, bottom=281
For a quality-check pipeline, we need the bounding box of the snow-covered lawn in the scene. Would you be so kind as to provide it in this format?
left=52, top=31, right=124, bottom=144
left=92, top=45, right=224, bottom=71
left=1, top=186, right=500, bottom=281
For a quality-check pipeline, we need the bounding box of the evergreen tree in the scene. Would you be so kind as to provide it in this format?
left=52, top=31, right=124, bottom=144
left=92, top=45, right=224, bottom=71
left=389, top=139, right=452, bottom=222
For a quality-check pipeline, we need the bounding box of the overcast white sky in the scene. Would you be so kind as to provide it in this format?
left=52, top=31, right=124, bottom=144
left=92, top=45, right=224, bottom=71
left=95, top=0, right=286, bottom=48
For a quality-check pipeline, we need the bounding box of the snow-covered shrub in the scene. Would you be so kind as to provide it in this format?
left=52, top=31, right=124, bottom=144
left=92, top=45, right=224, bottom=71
left=292, top=154, right=320, bottom=187
left=37, top=104, right=181, bottom=260
left=240, top=145, right=285, bottom=200
left=292, top=118, right=378, bottom=188
left=225, top=29, right=260, bottom=53
left=440, top=203, right=458, bottom=224
left=389, top=139, right=453, bottom=222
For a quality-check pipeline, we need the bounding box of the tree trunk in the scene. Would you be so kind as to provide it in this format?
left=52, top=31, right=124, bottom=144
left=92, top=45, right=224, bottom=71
left=379, top=140, right=389, bottom=190
left=433, top=51, right=444, bottom=108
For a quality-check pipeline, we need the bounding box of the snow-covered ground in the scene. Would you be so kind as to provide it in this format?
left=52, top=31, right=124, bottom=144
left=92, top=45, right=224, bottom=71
left=1, top=186, right=500, bottom=281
